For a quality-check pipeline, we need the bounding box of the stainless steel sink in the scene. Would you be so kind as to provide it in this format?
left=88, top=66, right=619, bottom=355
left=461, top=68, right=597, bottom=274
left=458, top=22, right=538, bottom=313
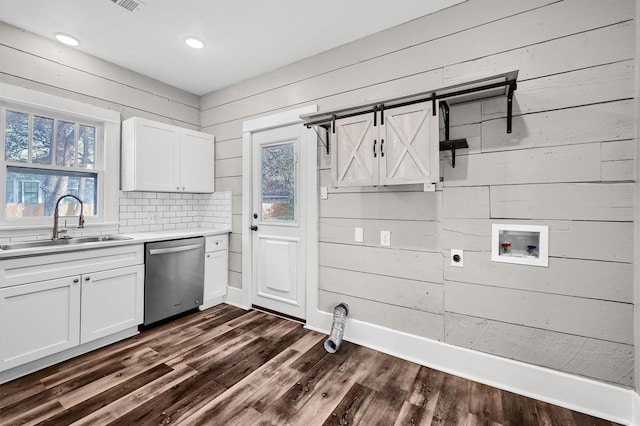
left=0, top=235, right=132, bottom=250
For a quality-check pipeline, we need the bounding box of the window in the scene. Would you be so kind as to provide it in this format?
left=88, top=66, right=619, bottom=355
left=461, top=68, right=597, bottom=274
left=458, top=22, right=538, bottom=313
left=3, top=109, right=99, bottom=219
left=1, top=83, right=121, bottom=229
left=261, top=142, right=297, bottom=222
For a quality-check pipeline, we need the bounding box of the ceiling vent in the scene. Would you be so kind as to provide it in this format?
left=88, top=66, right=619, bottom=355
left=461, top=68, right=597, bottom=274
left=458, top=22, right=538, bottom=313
left=110, top=0, right=142, bottom=12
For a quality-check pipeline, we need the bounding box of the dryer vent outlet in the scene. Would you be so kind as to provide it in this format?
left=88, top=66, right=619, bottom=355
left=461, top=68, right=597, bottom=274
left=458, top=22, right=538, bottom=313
left=324, top=303, right=349, bottom=353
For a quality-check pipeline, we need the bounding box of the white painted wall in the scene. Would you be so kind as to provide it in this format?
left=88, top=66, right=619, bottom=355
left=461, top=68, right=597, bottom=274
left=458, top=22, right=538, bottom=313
left=202, top=0, right=637, bottom=388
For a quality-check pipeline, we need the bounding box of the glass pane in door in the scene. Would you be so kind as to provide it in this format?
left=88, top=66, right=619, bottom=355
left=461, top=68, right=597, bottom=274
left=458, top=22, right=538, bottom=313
left=261, top=142, right=296, bottom=222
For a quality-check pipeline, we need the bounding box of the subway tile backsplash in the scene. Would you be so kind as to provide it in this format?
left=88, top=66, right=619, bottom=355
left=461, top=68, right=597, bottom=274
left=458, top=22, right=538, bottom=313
left=118, top=191, right=232, bottom=233
left=0, top=191, right=232, bottom=244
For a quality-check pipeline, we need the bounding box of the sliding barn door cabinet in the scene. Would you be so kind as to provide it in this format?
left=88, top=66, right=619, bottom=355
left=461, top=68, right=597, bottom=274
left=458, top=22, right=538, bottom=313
left=330, top=101, right=439, bottom=187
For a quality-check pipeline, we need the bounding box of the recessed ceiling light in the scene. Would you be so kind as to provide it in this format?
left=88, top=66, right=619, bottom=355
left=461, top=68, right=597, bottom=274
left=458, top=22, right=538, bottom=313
left=55, top=33, right=80, bottom=46
left=184, top=37, right=205, bottom=49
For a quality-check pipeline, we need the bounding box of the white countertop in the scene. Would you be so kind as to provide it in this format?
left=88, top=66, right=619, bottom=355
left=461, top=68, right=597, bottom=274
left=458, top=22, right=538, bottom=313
left=0, top=227, right=231, bottom=259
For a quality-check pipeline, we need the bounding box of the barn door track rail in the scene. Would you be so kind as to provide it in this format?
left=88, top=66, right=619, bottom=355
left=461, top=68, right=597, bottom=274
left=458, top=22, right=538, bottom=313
left=300, top=69, right=518, bottom=159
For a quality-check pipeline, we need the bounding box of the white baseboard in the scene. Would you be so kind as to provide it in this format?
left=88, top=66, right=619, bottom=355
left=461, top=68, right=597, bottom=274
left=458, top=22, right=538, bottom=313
left=0, top=327, right=139, bottom=385
left=200, top=294, right=226, bottom=311
left=305, top=311, right=634, bottom=425
left=224, top=286, right=251, bottom=310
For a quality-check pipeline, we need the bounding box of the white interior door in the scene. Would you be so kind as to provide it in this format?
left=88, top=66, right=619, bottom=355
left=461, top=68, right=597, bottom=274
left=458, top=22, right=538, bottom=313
left=250, top=125, right=307, bottom=320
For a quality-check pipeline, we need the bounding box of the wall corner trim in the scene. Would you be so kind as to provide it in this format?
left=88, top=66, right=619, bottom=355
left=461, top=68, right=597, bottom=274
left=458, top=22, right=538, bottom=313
left=631, top=390, right=640, bottom=426
left=305, top=311, right=634, bottom=425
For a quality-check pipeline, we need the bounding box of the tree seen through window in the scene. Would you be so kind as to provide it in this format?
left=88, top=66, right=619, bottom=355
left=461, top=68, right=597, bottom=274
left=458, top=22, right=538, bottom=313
left=4, top=109, right=98, bottom=218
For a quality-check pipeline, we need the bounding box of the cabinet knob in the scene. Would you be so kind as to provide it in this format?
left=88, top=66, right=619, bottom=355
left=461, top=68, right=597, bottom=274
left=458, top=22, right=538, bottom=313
left=85, top=276, right=91, bottom=281
left=73, top=278, right=80, bottom=283
left=207, top=254, right=210, bottom=258
left=182, top=187, right=186, bottom=190
left=176, top=186, right=180, bottom=190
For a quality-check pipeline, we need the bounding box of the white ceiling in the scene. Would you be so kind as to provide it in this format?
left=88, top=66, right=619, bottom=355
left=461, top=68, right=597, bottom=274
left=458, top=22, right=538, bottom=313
left=0, top=0, right=465, bottom=96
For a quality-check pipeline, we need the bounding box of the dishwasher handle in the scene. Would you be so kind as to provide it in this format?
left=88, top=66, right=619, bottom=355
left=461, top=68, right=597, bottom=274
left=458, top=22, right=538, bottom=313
left=148, top=243, right=203, bottom=256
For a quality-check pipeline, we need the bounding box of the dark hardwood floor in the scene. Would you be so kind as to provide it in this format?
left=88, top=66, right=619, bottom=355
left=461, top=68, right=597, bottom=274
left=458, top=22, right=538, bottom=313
left=0, top=304, right=620, bottom=425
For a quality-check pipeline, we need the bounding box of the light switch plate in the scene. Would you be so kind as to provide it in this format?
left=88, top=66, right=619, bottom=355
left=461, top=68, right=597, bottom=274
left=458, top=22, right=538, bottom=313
left=355, top=227, right=364, bottom=243
left=380, top=231, right=391, bottom=247
left=320, top=186, right=328, bottom=200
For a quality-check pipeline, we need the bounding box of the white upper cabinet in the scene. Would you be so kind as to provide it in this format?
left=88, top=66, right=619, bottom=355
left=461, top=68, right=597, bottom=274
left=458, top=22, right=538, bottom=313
left=180, top=128, right=216, bottom=193
left=331, top=101, right=438, bottom=187
left=121, top=117, right=215, bottom=193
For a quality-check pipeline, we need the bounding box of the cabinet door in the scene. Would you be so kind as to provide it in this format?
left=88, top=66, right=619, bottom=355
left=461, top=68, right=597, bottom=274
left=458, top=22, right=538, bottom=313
left=180, top=129, right=215, bottom=193
left=204, top=249, right=228, bottom=303
left=379, top=102, right=439, bottom=185
left=128, top=118, right=180, bottom=191
left=80, top=265, right=144, bottom=344
left=0, top=277, right=80, bottom=371
left=330, top=114, right=377, bottom=187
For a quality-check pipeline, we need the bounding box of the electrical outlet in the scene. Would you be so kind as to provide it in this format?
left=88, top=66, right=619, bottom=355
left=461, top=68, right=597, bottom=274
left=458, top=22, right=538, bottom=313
left=451, top=249, right=463, bottom=267
left=354, top=227, right=364, bottom=243
left=380, top=231, right=391, bottom=247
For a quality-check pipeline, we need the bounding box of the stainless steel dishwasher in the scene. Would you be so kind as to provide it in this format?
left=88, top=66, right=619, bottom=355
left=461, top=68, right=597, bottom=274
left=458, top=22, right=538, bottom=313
left=144, top=237, right=205, bottom=326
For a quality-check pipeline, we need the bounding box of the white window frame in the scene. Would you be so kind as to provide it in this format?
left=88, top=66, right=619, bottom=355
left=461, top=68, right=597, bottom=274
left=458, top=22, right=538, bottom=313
left=0, top=83, right=120, bottom=231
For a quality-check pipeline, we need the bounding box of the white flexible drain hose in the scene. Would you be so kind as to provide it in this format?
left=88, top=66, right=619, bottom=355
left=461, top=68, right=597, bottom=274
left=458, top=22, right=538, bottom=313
left=324, top=303, right=349, bottom=353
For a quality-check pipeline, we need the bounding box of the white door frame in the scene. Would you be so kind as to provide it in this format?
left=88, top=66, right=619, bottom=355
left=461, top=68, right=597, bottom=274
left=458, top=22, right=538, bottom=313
left=236, top=105, right=320, bottom=325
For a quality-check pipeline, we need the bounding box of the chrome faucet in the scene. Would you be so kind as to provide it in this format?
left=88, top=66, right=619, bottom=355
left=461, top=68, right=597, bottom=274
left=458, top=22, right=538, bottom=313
left=52, top=194, right=85, bottom=240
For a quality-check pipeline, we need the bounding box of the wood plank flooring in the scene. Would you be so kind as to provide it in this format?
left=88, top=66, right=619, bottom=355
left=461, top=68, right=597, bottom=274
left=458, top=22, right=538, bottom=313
left=0, top=304, right=621, bottom=425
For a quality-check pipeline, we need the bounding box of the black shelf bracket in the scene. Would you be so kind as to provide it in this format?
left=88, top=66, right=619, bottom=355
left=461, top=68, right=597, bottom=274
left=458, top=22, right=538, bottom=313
left=507, top=81, right=517, bottom=134
left=440, top=139, right=468, bottom=168
left=306, top=124, right=330, bottom=155
left=440, top=101, right=450, bottom=140
left=439, top=101, right=467, bottom=168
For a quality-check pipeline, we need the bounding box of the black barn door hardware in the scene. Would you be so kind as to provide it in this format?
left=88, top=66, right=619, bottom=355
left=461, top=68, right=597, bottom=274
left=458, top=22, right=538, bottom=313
left=439, top=101, right=468, bottom=168
left=309, top=124, right=330, bottom=155
left=301, top=70, right=518, bottom=135
left=440, top=101, right=451, bottom=140
left=507, top=81, right=517, bottom=133
left=439, top=139, right=468, bottom=168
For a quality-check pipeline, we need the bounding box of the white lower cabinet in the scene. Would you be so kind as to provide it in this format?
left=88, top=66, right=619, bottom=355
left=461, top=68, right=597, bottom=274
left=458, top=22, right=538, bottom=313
left=0, top=277, right=81, bottom=371
left=0, top=245, right=144, bottom=375
left=80, top=265, right=144, bottom=344
left=202, top=234, right=229, bottom=309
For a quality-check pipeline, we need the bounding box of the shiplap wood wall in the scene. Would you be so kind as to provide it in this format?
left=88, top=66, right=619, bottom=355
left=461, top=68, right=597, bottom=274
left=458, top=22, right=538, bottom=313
left=201, top=0, right=637, bottom=387
left=0, top=22, right=200, bottom=128
left=0, top=21, right=214, bottom=240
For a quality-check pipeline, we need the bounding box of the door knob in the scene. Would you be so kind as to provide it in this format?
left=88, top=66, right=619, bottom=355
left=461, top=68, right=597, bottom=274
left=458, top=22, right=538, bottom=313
left=250, top=225, right=258, bottom=231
